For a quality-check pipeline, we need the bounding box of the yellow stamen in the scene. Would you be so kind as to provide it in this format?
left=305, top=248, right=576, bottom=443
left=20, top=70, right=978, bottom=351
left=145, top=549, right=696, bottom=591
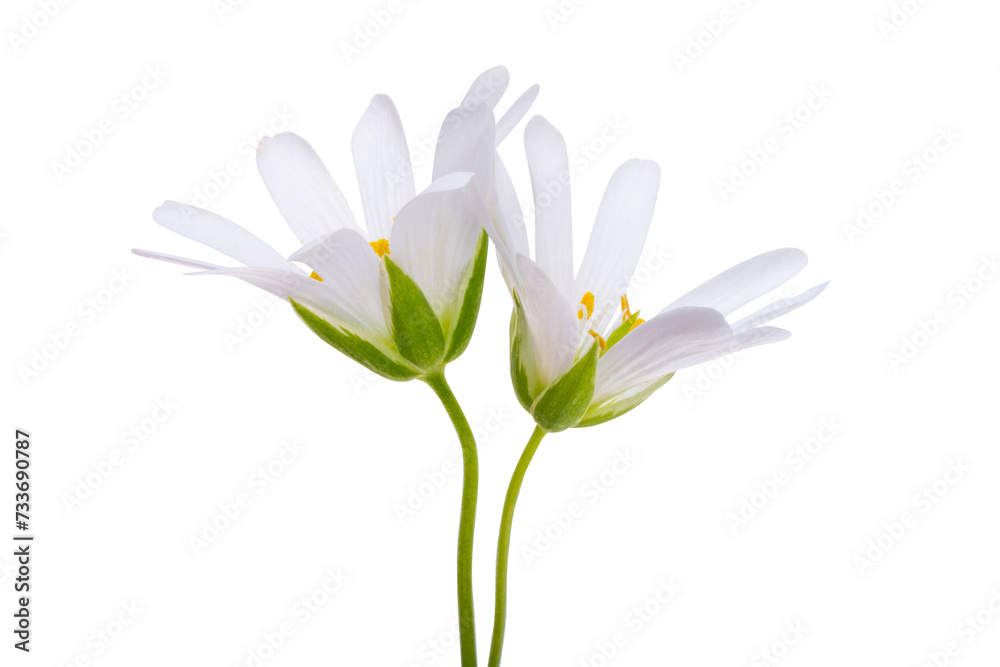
left=629, top=317, right=644, bottom=332
left=621, top=295, right=631, bottom=322
left=370, top=238, right=391, bottom=258
left=588, top=330, right=607, bottom=352
left=577, top=291, right=595, bottom=320
left=309, top=271, right=323, bottom=282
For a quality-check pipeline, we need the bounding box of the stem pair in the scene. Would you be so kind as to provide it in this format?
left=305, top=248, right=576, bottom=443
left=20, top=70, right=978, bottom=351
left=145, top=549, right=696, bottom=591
left=426, top=372, right=546, bottom=667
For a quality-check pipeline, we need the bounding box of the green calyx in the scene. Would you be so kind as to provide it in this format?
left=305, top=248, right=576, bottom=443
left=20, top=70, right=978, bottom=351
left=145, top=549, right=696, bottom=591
left=383, top=230, right=489, bottom=372
left=384, top=256, right=446, bottom=370
left=529, top=342, right=600, bottom=432
left=293, top=236, right=488, bottom=380
left=290, top=299, right=420, bottom=381
left=444, top=230, right=489, bottom=363
left=509, top=297, right=603, bottom=431
left=509, top=299, right=537, bottom=414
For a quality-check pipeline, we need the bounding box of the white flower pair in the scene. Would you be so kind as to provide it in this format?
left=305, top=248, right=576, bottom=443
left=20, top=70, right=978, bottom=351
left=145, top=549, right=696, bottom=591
left=136, top=67, right=824, bottom=432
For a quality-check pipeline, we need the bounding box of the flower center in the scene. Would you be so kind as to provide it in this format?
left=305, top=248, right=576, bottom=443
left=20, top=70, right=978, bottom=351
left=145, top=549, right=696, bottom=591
left=576, top=294, right=646, bottom=357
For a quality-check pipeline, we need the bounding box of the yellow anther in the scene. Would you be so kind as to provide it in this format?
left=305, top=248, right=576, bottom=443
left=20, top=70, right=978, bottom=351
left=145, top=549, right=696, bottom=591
left=309, top=271, right=323, bottom=282
left=577, top=291, right=595, bottom=320
left=629, top=317, right=644, bottom=332
left=588, top=330, right=607, bottom=352
left=621, top=295, right=632, bottom=323
left=370, top=238, right=391, bottom=258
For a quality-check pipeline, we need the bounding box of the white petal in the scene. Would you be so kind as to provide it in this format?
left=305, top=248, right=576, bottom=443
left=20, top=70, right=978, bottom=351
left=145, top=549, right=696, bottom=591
left=573, top=159, right=661, bottom=331
left=462, top=66, right=510, bottom=110
left=661, top=248, right=808, bottom=316
left=151, top=201, right=296, bottom=271
left=389, top=172, right=488, bottom=321
left=288, top=228, right=389, bottom=338
left=191, top=266, right=388, bottom=343
left=256, top=132, right=362, bottom=243
left=480, top=189, right=521, bottom=297
left=595, top=324, right=791, bottom=406
left=671, top=326, right=792, bottom=372
left=491, top=152, right=531, bottom=261
left=495, top=84, right=540, bottom=146
left=525, top=115, right=574, bottom=302
left=476, top=154, right=531, bottom=298
left=189, top=266, right=329, bottom=305
left=731, top=282, right=829, bottom=334
left=131, top=248, right=225, bottom=271
left=516, top=254, right=578, bottom=389
left=432, top=102, right=497, bottom=201
left=352, top=95, right=416, bottom=240
left=593, top=307, right=731, bottom=404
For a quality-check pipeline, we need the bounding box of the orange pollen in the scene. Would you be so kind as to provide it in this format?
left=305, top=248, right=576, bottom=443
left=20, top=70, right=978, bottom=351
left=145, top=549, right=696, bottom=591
left=577, top=291, right=595, bottom=320
left=309, top=271, right=323, bottom=282
left=620, top=295, right=630, bottom=321
left=370, top=238, right=391, bottom=258
left=588, top=330, right=607, bottom=352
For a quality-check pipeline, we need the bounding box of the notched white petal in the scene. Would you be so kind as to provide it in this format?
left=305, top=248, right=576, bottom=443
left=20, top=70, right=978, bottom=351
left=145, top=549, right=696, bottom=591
left=352, top=94, right=416, bottom=240
left=574, top=158, right=661, bottom=332
left=432, top=103, right=497, bottom=200
left=152, top=201, right=295, bottom=271
left=462, top=66, right=510, bottom=110
left=496, top=84, right=540, bottom=146
left=662, top=248, right=809, bottom=316
left=731, top=281, right=829, bottom=334
left=491, top=152, right=531, bottom=262
left=256, top=132, right=361, bottom=243
left=131, top=249, right=226, bottom=272
left=593, top=306, right=730, bottom=404
left=525, top=115, right=574, bottom=302
left=189, top=266, right=389, bottom=344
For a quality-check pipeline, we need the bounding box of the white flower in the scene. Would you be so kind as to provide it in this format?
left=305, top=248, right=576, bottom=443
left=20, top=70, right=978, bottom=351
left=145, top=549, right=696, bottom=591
left=134, top=68, right=537, bottom=380
left=485, top=116, right=827, bottom=430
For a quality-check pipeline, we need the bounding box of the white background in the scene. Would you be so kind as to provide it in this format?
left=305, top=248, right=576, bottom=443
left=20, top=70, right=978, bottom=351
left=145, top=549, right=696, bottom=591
left=3, top=0, right=1000, bottom=665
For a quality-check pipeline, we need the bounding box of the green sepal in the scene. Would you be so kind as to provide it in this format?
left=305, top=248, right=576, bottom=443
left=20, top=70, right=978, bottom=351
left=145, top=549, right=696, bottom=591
left=444, top=230, right=489, bottom=363
left=576, top=372, right=675, bottom=428
left=384, top=256, right=446, bottom=371
left=509, top=298, right=537, bottom=413
left=290, top=299, right=421, bottom=381
left=530, top=342, right=600, bottom=432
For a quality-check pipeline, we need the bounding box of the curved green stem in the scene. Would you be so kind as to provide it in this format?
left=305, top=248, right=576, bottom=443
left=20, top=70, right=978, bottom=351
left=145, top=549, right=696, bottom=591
left=425, top=371, right=479, bottom=667
left=488, top=425, right=546, bottom=667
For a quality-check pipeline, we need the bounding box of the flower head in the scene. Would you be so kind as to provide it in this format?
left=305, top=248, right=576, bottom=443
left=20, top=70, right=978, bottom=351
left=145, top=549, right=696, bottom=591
left=486, top=116, right=827, bottom=431
left=135, top=68, right=537, bottom=380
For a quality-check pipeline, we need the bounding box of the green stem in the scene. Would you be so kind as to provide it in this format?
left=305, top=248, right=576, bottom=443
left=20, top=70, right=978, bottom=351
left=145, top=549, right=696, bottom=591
left=425, top=371, right=479, bottom=667
left=488, top=425, right=546, bottom=667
